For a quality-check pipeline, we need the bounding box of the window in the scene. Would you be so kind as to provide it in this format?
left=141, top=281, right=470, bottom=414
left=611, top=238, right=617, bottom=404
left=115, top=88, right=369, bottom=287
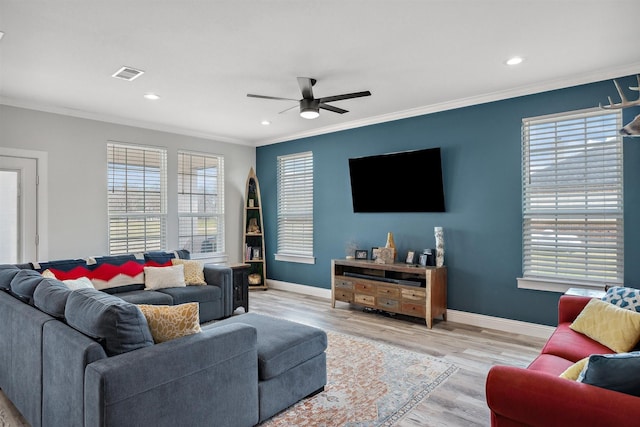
left=519, top=109, right=623, bottom=291
left=275, top=151, right=314, bottom=264
left=107, top=143, right=167, bottom=254
left=177, top=151, right=225, bottom=258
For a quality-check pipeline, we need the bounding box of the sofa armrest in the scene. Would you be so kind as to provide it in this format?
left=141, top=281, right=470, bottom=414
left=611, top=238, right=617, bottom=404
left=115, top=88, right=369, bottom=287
left=84, top=323, right=259, bottom=427
left=204, top=264, right=233, bottom=317
left=486, top=365, right=640, bottom=427
left=558, top=295, right=593, bottom=324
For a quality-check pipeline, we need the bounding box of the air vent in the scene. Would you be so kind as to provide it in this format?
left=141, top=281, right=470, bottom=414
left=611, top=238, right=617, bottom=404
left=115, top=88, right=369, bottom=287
left=111, top=66, right=145, bottom=81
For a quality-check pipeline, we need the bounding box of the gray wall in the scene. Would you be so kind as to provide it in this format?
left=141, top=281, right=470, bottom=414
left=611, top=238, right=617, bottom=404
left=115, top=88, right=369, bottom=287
left=0, top=105, right=255, bottom=262
left=256, top=75, right=640, bottom=326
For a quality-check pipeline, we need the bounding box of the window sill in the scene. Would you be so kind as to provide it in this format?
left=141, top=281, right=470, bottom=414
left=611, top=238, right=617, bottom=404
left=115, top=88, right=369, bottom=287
left=274, top=253, right=316, bottom=264
left=516, top=277, right=612, bottom=293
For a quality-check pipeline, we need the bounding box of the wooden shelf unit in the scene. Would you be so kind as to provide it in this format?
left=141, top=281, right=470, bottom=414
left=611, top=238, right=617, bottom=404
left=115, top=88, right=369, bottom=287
left=243, top=168, right=267, bottom=290
left=331, top=259, right=447, bottom=328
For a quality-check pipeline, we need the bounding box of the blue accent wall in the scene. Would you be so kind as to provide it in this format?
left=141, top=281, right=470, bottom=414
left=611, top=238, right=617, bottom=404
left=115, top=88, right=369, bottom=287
left=256, top=75, right=640, bottom=326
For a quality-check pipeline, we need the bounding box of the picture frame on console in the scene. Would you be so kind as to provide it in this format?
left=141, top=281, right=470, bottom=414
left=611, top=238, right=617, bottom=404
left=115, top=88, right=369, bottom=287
left=355, top=249, right=369, bottom=260
left=371, top=247, right=378, bottom=260
left=406, top=251, right=415, bottom=264
left=418, top=254, right=428, bottom=266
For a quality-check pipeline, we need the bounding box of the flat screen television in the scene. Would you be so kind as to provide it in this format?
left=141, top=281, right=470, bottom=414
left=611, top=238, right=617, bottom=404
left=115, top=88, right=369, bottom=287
left=348, top=147, right=445, bottom=213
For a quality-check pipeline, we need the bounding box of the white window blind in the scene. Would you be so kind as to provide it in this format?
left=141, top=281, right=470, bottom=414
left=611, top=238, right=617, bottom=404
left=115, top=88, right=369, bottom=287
left=107, top=143, right=167, bottom=254
left=522, top=109, right=623, bottom=287
left=178, top=151, right=225, bottom=257
left=276, top=152, right=314, bottom=262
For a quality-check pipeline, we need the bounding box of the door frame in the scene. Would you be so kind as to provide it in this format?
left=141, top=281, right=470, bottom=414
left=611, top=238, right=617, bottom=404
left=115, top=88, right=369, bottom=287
left=0, top=147, right=48, bottom=261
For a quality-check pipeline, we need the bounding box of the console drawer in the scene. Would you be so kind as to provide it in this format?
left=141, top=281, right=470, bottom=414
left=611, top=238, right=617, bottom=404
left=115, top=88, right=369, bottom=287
left=377, top=285, right=401, bottom=298
left=334, top=278, right=354, bottom=290
left=401, top=302, right=426, bottom=317
left=401, top=288, right=426, bottom=301
left=377, top=297, right=400, bottom=311
left=334, top=290, right=353, bottom=303
left=354, top=294, right=375, bottom=306
left=355, top=282, right=375, bottom=294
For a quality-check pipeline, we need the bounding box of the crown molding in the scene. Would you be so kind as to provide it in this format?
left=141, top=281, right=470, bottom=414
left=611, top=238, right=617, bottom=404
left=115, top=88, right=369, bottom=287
left=255, top=63, right=640, bottom=146
left=0, top=96, right=252, bottom=147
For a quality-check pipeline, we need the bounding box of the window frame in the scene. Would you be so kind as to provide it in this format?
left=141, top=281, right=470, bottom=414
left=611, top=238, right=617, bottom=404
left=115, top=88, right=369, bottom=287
left=177, top=150, right=226, bottom=260
left=518, top=108, right=624, bottom=292
left=275, top=151, right=315, bottom=264
left=107, top=142, right=167, bottom=255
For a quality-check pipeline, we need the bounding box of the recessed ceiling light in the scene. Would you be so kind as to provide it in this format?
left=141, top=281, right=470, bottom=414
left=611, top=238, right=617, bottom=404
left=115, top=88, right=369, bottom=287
left=261, top=120, right=271, bottom=126
left=143, top=93, right=160, bottom=100
left=506, top=56, right=524, bottom=66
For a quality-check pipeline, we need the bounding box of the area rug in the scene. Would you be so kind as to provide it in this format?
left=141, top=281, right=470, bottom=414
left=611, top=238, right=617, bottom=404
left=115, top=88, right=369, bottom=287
left=0, top=331, right=456, bottom=427
left=260, top=331, right=458, bottom=427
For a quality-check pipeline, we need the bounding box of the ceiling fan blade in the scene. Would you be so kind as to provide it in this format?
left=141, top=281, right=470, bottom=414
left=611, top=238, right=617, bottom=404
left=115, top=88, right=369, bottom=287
left=318, top=91, right=371, bottom=104
left=278, top=104, right=299, bottom=114
left=297, top=77, right=316, bottom=100
left=319, top=103, right=348, bottom=114
left=247, top=94, right=298, bottom=101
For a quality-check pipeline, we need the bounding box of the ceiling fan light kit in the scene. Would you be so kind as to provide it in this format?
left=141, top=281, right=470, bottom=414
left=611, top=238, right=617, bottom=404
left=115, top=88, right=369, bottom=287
left=247, top=77, right=371, bottom=120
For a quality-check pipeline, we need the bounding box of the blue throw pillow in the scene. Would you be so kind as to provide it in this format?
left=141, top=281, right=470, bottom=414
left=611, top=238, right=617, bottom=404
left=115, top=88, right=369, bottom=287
left=0, top=265, right=22, bottom=291
left=602, top=286, right=640, bottom=313
left=33, top=278, right=72, bottom=319
left=9, top=269, right=46, bottom=304
left=578, top=352, right=640, bottom=397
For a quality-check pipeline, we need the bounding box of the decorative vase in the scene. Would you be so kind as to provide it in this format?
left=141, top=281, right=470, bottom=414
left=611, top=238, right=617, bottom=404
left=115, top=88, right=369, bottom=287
left=385, top=232, right=397, bottom=261
left=434, top=227, right=444, bottom=267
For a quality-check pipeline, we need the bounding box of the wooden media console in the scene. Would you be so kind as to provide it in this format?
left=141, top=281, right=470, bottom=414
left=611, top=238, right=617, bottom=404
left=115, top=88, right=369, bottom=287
left=331, top=259, right=447, bottom=328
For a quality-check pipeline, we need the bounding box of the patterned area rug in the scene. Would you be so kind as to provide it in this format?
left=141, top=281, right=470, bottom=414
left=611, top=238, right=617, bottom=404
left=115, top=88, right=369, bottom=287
left=0, top=331, right=456, bottom=427
left=260, top=331, right=458, bottom=427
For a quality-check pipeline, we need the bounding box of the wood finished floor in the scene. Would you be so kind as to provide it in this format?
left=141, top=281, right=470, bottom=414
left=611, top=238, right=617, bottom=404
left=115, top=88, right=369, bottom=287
left=247, top=289, right=547, bottom=427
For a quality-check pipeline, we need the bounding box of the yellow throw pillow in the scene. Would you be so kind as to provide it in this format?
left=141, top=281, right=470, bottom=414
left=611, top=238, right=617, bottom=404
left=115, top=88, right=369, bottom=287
left=137, top=303, right=202, bottom=344
left=171, top=259, right=206, bottom=286
left=559, top=357, right=589, bottom=380
left=570, top=299, right=640, bottom=353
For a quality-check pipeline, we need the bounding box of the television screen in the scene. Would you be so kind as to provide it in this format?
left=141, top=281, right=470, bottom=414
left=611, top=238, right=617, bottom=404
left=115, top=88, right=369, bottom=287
left=348, top=147, right=445, bottom=213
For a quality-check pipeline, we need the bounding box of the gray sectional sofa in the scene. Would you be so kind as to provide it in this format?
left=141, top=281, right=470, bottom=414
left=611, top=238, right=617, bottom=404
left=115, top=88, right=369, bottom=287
left=0, top=251, right=327, bottom=427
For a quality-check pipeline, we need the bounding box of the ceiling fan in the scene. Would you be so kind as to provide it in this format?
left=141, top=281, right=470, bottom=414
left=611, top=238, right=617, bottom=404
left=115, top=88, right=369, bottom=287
left=247, top=77, right=371, bottom=119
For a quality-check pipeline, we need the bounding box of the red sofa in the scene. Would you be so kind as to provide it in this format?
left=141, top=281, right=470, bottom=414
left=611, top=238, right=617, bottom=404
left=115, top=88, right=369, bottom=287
left=486, top=295, right=640, bottom=427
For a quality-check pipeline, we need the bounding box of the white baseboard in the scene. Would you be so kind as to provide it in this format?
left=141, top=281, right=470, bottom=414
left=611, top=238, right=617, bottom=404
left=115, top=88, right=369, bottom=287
left=266, top=279, right=555, bottom=340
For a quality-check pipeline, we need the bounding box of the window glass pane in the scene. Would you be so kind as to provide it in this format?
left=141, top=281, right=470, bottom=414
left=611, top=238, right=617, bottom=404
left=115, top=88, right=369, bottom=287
left=522, top=110, right=623, bottom=285
left=177, top=152, right=224, bottom=257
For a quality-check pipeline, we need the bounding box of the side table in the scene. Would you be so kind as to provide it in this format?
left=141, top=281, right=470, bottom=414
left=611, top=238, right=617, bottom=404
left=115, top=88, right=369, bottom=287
left=229, top=263, right=250, bottom=313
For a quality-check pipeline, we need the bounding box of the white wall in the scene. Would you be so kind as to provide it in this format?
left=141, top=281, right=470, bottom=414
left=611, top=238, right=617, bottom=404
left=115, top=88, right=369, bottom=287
left=0, top=104, right=255, bottom=262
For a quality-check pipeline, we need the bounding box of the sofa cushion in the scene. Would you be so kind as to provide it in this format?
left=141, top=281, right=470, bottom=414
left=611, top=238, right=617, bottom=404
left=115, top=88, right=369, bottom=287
left=578, top=352, right=640, bottom=396
left=144, top=265, right=186, bottom=290
left=65, top=288, right=153, bottom=356
left=9, top=269, right=46, bottom=304
left=116, top=289, right=174, bottom=305
left=214, top=313, right=327, bottom=380
left=527, top=353, right=576, bottom=376
left=157, top=284, right=221, bottom=305
left=603, top=286, right=640, bottom=313
left=570, top=298, right=640, bottom=353
left=137, top=303, right=201, bottom=343
left=0, top=265, right=22, bottom=291
left=542, top=323, right=614, bottom=362
left=171, top=259, right=206, bottom=285
left=33, top=278, right=72, bottom=319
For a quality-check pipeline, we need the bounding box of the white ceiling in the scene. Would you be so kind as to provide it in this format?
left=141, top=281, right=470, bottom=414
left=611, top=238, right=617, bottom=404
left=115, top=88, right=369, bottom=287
left=1, top=0, right=639, bottom=146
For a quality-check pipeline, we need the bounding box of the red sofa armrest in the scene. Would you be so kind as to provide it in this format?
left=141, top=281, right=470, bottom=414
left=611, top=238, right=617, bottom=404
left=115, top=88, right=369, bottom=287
left=558, top=295, right=593, bottom=324
left=486, top=365, right=640, bottom=427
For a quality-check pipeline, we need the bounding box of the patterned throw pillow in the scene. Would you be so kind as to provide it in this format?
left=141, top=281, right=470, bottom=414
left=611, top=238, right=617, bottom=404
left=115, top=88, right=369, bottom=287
left=171, top=259, right=206, bottom=285
left=570, top=299, right=640, bottom=353
left=137, top=303, right=202, bottom=343
left=559, top=357, right=589, bottom=380
left=602, top=286, right=640, bottom=313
